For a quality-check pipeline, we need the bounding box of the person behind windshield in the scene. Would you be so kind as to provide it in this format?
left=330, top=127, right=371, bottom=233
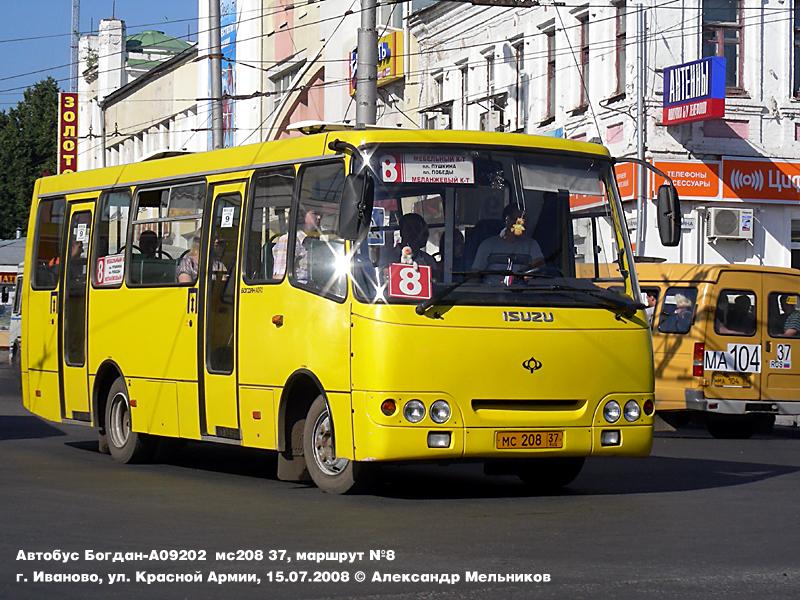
left=137, top=230, right=159, bottom=259
left=381, top=213, right=437, bottom=269
left=471, top=204, right=544, bottom=280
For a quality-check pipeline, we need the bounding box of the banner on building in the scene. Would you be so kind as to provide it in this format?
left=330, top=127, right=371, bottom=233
left=349, top=31, right=404, bottom=95
left=614, top=163, right=637, bottom=201
left=662, top=57, right=726, bottom=126
left=220, top=0, right=237, bottom=148
left=722, top=158, right=800, bottom=203
left=58, top=92, right=78, bottom=174
left=651, top=160, right=722, bottom=200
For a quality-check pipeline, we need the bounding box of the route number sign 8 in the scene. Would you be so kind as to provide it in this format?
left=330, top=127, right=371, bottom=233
left=380, top=154, right=402, bottom=183
left=388, top=263, right=432, bottom=300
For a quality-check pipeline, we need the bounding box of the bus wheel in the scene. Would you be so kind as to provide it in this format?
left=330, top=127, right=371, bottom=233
left=706, top=414, right=754, bottom=439
left=105, top=378, right=154, bottom=464
left=303, top=396, right=367, bottom=494
left=514, top=458, right=585, bottom=492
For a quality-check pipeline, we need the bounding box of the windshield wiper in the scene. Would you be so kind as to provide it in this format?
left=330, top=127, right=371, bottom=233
left=533, top=283, right=644, bottom=317
left=415, top=269, right=556, bottom=315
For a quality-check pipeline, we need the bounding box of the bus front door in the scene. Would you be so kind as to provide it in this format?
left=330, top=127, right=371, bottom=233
left=60, top=202, right=94, bottom=423
left=200, top=182, right=245, bottom=439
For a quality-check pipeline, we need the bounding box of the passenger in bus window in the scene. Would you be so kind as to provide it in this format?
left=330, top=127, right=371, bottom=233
left=273, top=208, right=320, bottom=281
left=660, top=293, right=694, bottom=333
left=784, top=297, right=800, bottom=336
left=177, top=235, right=201, bottom=283
left=471, top=204, right=544, bottom=280
left=138, top=230, right=159, bottom=259
left=644, top=289, right=658, bottom=327
left=437, top=229, right=465, bottom=274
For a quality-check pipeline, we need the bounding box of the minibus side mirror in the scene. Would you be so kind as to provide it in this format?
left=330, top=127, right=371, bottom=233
left=338, top=171, right=374, bottom=241
left=656, top=184, right=681, bottom=247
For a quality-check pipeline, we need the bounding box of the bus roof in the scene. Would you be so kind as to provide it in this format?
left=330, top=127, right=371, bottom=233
left=636, top=262, right=800, bottom=283
left=36, top=129, right=610, bottom=198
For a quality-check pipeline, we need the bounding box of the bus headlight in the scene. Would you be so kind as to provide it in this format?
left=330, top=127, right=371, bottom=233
left=603, top=400, right=621, bottom=423
left=430, top=400, right=451, bottom=424
left=623, top=400, right=641, bottom=422
left=403, top=400, right=426, bottom=423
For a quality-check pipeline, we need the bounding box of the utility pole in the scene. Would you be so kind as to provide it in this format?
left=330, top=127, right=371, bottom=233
left=355, top=0, right=378, bottom=128
left=209, top=0, right=224, bottom=149
left=71, top=0, right=80, bottom=93
left=635, top=2, right=647, bottom=256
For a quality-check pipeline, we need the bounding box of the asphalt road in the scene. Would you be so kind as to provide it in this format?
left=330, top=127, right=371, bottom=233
left=1, top=362, right=799, bottom=599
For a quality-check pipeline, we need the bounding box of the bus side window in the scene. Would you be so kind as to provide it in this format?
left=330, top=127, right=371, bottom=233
left=291, top=162, right=347, bottom=301
left=657, top=286, right=698, bottom=335
left=768, top=292, right=800, bottom=338
left=714, top=289, right=757, bottom=337
left=93, top=190, right=131, bottom=287
left=31, top=197, right=66, bottom=290
left=244, top=167, right=296, bottom=284
left=640, top=286, right=660, bottom=328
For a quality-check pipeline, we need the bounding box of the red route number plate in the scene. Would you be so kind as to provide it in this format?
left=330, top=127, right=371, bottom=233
left=387, top=263, right=432, bottom=300
left=495, top=431, right=563, bottom=449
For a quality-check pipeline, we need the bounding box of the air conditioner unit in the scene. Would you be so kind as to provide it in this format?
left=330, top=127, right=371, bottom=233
left=707, top=207, right=754, bottom=240
left=480, top=110, right=503, bottom=132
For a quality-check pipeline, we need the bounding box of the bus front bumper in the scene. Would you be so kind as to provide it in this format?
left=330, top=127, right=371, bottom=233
left=352, top=423, right=653, bottom=462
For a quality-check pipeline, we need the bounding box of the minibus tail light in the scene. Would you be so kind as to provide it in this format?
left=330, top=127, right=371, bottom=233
left=693, top=342, right=705, bottom=377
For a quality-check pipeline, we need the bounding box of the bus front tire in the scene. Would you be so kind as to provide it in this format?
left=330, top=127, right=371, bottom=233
left=105, top=377, right=155, bottom=464
left=514, top=457, right=585, bottom=492
left=302, top=396, right=367, bottom=494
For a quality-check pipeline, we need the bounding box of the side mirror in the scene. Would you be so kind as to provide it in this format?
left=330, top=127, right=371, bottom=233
left=656, top=184, right=681, bottom=247
left=338, top=171, right=374, bottom=241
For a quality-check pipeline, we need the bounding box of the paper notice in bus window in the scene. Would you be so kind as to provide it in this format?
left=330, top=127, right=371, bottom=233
left=75, top=223, right=87, bottom=242
left=379, top=153, right=474, bottom=185
left=96, top=254, right=125, bottom=286
left=221, top=206, right=235, bottom=228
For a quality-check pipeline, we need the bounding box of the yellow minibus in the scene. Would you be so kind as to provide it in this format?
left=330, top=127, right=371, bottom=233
left=20, top=128, right=681, bottom=493
left=638, top=263, right=800, bottom=438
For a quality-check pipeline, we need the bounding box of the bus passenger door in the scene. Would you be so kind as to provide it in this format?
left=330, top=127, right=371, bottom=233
left=60, top=202, right=94, bottom=422
left=200, top=182, right=245, bottom=439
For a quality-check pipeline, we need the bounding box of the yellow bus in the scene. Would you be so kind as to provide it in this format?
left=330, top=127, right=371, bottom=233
left=20, top=128, right=681, bottom=493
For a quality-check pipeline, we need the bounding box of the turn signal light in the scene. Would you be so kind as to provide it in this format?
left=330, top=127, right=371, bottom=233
left=693, top=342, right=705, bottom=377
left=381, top=399, right=397, bottom=416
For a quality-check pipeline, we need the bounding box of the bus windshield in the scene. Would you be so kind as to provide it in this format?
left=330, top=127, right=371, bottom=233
left=351, top=146, right=633, bottom=309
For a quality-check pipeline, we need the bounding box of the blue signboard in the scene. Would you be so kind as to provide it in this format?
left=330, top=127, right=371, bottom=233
left=662, top=57, right=726, bottom=125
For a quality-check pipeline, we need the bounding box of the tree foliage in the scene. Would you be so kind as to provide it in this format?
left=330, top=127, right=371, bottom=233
left=0, top=78, right=59, bottom=239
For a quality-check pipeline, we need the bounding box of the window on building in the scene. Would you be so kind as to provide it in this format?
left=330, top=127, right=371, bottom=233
left=703, top=0, right=743, bottom=90
left=460, top=64, right=469, bottom=127
left=795, top=4, right=800, bottom=97
left=378, top=0, right=403, bottom=29
left=578, top=14, right=590, bottom=108
left=545, top=30, right=556, bottom=121
left=244, top=168, right=296, bottom=284
left=513, top=39, right=525, bottom=131
left=433, top=72, right=444, bottom=105
left=93, top=190, right=131, bottom=288
left=271, top=63, right=302, bottom=114
left=291, top=162, right=347, bottom=300
left=615, top=2, right=627, bottom=96
left=484, top=50, right=495, bottom=94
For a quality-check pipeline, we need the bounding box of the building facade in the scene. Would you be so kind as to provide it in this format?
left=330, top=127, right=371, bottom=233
left=410, top=0, right=800, bottom=269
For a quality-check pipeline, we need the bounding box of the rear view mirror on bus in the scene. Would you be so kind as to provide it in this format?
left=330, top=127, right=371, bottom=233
left=656, top=184, right=681, bottom=247
left=338, top=171, right=374, bottom=241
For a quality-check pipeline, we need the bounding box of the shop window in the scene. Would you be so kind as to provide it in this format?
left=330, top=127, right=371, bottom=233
left=715, top=289, right=756, bottom=337
left=658, top=286, right=698, bottom=334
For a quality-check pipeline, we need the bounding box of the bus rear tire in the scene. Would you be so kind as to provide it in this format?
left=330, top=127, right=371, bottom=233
left=303, top=396, right=368, bottom=494
left=105, top=377, right=155, bottom=464
left=514, top=457, right=585, bottom=491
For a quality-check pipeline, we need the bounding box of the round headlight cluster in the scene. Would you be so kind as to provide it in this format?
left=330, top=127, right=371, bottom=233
left=403, top=400, right=426, bottom=423
left=430, top=400, right=451, bottom=424
left=624, top=400, right=641, bottom=422
left=603, top=400, right=621, bottom=423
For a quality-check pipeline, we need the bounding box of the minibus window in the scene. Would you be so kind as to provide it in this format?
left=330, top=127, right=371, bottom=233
left=658, top=286, right=698, bottom=334
left=640, top=287, right=660, bottom=328
left=32, top=197, right=66, bottom=290
left=93, top=190, right=131, bottom=287
left=768, top=292, right=800, bottom=338
left=714, top=289, right=756, bottom=337
left=291, top=162, right=347, bottom=300
left=244, top=168, right=296, bottom=284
